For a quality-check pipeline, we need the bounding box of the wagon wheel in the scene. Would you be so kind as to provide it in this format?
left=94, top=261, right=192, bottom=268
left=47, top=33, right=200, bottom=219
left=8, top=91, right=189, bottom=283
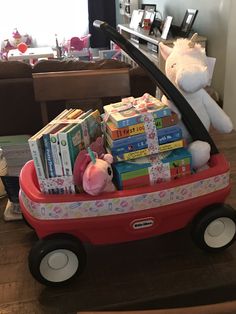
left=191, top=204, right=236, bottom=252
left=28, top=234, right=86, bottom=286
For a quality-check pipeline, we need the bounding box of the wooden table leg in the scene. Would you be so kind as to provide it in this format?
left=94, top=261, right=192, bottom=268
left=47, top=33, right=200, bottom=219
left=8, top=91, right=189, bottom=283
left=40, top=101, right=48, bottom=125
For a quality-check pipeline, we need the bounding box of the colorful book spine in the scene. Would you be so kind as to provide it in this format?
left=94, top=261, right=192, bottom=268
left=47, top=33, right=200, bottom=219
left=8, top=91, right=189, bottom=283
left=106, top=112, right=178, bottom=140
left=43, top=122, right=72, bottom=178
left=108, top=139, right=185, bottom=162
left=112, top=148, right=192, bottom=190
left=119, top=164, right=192, bottom=189
left=58, top=138, right=76, bottom=193
left=43, top=133, right=56, bottom=178
left=28, top=138, right=46, bottom=192
left=58, top=110, right=101, bottom=175
left=107, top=126, right=182, bottom=152
left=57, top=110, right=92, bottom=177
left=50, top=124, right=70, bottom=177
left=28, top=122, right=61, bottom=193
left=28, top=108, right=88, bottom=194
left=84, top=109, right=102, bottom=143
left=50, top=134, right=64, bottom=177
left=50, top=110, right=86, bottom=178
left=58, top=124, right=76, bottom=178
left=66, top=123, right=84, bottom=167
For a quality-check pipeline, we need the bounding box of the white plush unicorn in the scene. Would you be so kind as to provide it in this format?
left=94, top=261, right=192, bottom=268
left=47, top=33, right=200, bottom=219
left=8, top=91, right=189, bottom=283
left=159, top=34, right=233, bottom=169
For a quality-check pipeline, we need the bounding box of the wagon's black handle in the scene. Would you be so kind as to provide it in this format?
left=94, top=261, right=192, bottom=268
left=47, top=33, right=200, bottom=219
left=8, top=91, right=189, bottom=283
left=93, top=20, right=219, bottom=155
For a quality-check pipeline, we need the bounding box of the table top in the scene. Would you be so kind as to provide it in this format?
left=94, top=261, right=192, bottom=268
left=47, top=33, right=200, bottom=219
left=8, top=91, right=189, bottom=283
left=0, top=130, right=235, bottom=311
left=7, top=47, right=55, bottom=61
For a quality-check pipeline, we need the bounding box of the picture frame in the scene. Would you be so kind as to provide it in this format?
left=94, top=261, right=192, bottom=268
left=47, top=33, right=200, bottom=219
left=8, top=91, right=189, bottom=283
left=161, top=16, right=173, bottom=40
left=141, top=4, right=156, bottom=12
left=149, top=17, right=162, bottom=36
left=179, top=9, right=198, bottom=37
left=129, top=9, right=144, bottom=29
left=141, top=9, right=156, bottom=28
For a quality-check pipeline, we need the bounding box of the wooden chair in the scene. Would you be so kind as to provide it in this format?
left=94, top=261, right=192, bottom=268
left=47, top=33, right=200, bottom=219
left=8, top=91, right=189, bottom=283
left=33, top=68, right=131, bottom=125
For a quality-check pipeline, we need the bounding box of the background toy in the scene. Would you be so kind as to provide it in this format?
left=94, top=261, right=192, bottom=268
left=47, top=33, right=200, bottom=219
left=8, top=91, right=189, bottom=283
left=73, top=148, right=116, bottom=196
left=159, top=34, right=233, bottom=169
left=17, top=42, right=28, bottom=53
left=1, top=28, right=32, bottom=59
left=9, top=28, right=32, bottom=48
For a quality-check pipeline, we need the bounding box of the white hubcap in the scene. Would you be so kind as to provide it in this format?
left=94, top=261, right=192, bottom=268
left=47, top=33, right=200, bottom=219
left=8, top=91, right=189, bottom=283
left=48, top=252, right=69, bottom=270
left=40, top=249, right=79, bottom=282
left=204, top=217, right=236, bottom=248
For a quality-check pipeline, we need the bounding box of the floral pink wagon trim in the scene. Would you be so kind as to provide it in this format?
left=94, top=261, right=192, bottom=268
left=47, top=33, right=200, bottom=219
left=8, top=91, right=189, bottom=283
left=20, top=172, right=230, bottom=220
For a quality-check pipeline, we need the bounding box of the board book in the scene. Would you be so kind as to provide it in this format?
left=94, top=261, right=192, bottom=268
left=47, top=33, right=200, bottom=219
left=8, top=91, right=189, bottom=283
left=107, top=138, right=185, bottom=162
left=112, top=148, right=192, bottom=189
left=103, top=94, right=171, bottom=128
left=28, top=108, right=86, bottom=194
left=106, top=125, right=183, bottom=155
left=58, top=109, right=102, bottom=176
left=106, top=111, right=178, bottom=140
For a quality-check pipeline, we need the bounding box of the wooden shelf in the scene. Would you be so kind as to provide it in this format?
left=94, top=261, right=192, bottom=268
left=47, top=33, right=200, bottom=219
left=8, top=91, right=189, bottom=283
left=129, top=40, right=158, bottom=63
left=118, top=23, right=207, bottom=71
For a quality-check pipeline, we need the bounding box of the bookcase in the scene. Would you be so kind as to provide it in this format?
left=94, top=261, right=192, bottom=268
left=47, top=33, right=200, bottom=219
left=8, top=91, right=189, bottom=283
left=117, top=24, right=207, bottom=73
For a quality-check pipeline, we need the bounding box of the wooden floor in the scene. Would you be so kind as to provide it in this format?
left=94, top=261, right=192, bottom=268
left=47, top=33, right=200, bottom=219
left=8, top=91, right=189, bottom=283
left=0, top=130, right=236, bottom=314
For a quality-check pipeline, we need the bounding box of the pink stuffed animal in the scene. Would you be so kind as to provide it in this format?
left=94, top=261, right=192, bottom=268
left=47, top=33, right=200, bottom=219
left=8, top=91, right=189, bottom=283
left=73, top=148, right=116, bottom=196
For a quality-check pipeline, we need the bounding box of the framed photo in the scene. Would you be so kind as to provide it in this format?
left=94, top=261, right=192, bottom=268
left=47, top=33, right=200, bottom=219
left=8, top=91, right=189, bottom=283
left=149, top=17, right=162, bottom=36
left=179, top=9, right=198, bottom=37
left=161, top=16, right=173, bottom=40
left=141, top=4, right=156, bottom=12
left=141, top=9, right=156, bottom=28
left=129, top=9, right=144, bottom=29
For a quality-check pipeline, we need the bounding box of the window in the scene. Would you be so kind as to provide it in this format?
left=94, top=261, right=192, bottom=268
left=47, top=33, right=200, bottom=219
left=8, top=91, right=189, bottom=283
left=0, top=0, right=88, bottom=47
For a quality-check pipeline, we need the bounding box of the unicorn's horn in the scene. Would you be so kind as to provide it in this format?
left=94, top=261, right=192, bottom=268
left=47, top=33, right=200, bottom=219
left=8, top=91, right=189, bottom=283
left=188, top=33, right=198, bottom=48
left=87, top=147, right=96, bottom=164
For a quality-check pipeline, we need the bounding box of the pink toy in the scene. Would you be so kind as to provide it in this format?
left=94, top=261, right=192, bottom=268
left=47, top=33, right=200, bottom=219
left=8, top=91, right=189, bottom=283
left=63, top=34, right=92, bottom=60
left=17, top=42, right=28, bottom=53
left=73, top=148, right=116, bottom=196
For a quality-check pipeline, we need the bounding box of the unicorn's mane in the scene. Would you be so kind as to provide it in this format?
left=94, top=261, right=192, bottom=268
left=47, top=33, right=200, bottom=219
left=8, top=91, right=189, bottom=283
left=173, top=38, right=202, bottom=53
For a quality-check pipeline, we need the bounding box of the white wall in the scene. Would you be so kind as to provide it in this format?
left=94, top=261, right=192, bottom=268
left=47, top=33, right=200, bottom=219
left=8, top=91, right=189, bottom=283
left=116, top=1, right=123, bottom=25
left=223, top=0, right=236, bottom=128
left=141, top=0, right=231, bottom=100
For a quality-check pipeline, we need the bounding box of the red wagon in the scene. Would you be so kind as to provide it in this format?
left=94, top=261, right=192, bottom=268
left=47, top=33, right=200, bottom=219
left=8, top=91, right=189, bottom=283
left=19, top=21, right=236, bottom=286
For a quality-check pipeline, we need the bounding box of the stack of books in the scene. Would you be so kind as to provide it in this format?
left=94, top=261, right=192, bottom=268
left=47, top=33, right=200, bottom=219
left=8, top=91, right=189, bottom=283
left=112, top=149, right=192, bottom=190
left=103, top=93, right=192, bottom=190
left=28, top=108, right=102, bottom=194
